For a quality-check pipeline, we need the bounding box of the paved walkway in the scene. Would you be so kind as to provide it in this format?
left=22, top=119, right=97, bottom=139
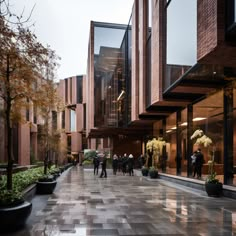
left=6, top=166, right=236, bottom=236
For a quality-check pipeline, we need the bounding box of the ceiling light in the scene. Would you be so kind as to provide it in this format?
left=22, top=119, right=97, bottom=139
left=180, top=122, right=187, bottom=126
left=117, top=90, right=125, bottom=101
left=193, top=117, right=206, bottom=121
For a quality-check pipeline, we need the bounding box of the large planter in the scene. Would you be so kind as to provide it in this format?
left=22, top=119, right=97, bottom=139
left=141, top=168, right=149, bottom=176
left=149, top=170, right=158, bottom=179
left=0, top=201, right=32, bottom=232
left=205, top=182, right=223, bottom=197
left=36, top=180, right=57, bottom=194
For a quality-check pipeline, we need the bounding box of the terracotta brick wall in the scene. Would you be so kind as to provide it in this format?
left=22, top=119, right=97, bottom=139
left=197, top=0, right=230, bottom=64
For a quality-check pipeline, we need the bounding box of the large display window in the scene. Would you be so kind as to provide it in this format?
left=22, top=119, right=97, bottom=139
left=193, top=91, right=224, bottom=182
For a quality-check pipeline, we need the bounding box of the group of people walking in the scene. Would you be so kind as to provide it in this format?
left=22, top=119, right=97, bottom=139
left=112, top=153, right=135, bottom=176
left=93, top=152, right=135, bottom=178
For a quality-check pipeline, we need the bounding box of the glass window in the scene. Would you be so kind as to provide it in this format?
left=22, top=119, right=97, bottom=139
left=52, top=111, right=57, bottom=131
left=70, top=109, right=76, bottom=132
left=165, top=0, right=197, bottom=90
left=62, top=111, right=65, bottom=129
left=165, top=112, right=177, bottom=175
left=235, top=0, right=236, bottom=21
left=148, top=0, right=152, bottom=28
left=193, top=91, right=224, bottom=182
left=233, top=88, right=236, bottom=186
left=94, top=23, right=128, bottom=127
left=76, top=76, right=83, bottom=104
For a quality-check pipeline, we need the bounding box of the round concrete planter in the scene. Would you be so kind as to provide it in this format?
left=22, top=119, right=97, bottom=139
left=205, top=182, right=223, bottom=197
left=0, top=201, right=32, bottom=232
left=36, top=180, right=57, bottom=194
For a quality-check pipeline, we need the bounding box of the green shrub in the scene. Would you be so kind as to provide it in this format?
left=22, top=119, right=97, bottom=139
left=0, top=190, right=23, bottom=207
left=82, top=159, right=93, bottom=165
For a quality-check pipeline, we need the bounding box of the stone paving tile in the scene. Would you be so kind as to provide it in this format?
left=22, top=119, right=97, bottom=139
left=4, top=166, right=236, bottom=236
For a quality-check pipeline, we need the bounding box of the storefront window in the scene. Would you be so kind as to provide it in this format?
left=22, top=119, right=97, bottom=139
left=165, top=112, right=177, bottom=175
left=193, top=91, right=224, bottom=182
left=179, top=109, right=187, bottom=177
left=233, top=88, right=236, bottom=186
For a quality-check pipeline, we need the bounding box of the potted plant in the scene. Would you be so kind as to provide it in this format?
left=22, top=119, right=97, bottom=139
left=205, top=160, right=223, bottom=197
left=146, top=137, right=166, bottom=168
left=191, top=129, right=223, bottom=197
left=0, top=3, right=59, bottom=231
left=141, top=166, right=149, bottom=176
left=149, top=166, right=158, bottom=179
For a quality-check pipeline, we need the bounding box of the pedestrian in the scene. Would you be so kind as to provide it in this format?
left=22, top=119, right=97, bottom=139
left=112, top=154, right=118, bottom=175
left=118, top=155, right=122, bottom=172
left=138, top=154, right=145, bottom=168
left=93, top=151, right=100, bottom=175
left=191, top=151, right=197, bottom=177
left=128, top=153, right=134, bottom=176
left=122, top=153, right=128, bottom=175
left=195, top=148, right=204, bottom=179
left=100, top=153, right=107, bottom=178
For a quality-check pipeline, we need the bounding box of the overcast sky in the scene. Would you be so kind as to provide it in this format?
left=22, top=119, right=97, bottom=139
left=11, top=0, right=133, bottom=80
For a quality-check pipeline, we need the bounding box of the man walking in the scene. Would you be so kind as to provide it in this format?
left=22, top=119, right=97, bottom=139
left=195, top=148, right=204, bottom=179
left=93, top=152, right=100, bottom=175
left=100, top=153, right=107, bottom=178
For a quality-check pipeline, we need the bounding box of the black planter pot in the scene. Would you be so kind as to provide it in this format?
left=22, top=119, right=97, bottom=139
left=0, top=201, right=32, bottom=232
left=205, top=182, right=223, bottom=197
left=149, top=170, right=158, bottom=179
left=36, top=180, right=57, bottom=194
left=141, top=168, right=149, bottom=176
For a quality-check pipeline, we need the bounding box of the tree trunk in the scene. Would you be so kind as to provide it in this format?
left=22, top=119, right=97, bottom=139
left=6, top=55, right=13, bottom=190
left=44, top=150, right=48, bottom=175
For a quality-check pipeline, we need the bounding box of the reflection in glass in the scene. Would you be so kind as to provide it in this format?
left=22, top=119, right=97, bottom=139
left=165, top=0, right=197, bottom=90
left=93, top=21, right=132, bottom=128
left=70, top=109, right=76, bottom=132
left=235, top=0, right=236, bottom=21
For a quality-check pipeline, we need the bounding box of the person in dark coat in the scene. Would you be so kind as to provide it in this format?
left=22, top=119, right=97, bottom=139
left=112, top=154, right=118, bottom=175
left=122, top=153, right=128, bottom=175
left=128, top=154, right=134, bottom=176
left=191, top=151, right=197, bottom=177
left=118, top=155, right=122, bottom=172
left=93, top=153, right=100, bottom=175
left=100, top=154, right=107, bottom=178
left=195, top=148, right=204, bottom=179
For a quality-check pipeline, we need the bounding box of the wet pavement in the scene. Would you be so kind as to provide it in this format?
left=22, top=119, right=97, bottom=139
left=4, top=166, right=236, bottom=236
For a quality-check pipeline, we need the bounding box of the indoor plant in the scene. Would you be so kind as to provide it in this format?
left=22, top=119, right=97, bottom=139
left=146, top=137, right=166, bottom=168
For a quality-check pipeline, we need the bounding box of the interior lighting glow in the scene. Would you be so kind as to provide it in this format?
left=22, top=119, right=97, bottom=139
left=180, top=122, right=187, bottom=126
left=117, top=90, right=125, bottom=101
left=192, top=117, right=206, bottom=121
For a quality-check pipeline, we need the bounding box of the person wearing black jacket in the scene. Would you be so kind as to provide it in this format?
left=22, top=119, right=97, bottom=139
left=128, top=154, right=134, bottom=176
left=195, top=148, right=204, bottom=179
left=100, top=154, right=107, bottom=178
left=93, top=154, right=100, bottom=175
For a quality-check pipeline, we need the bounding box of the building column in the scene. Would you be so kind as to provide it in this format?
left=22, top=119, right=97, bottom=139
left=187, top=104, right=193, bottom=177
left=176, top=110, right=181, bottom=175
left=224, top=86, right=234, bottom=185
